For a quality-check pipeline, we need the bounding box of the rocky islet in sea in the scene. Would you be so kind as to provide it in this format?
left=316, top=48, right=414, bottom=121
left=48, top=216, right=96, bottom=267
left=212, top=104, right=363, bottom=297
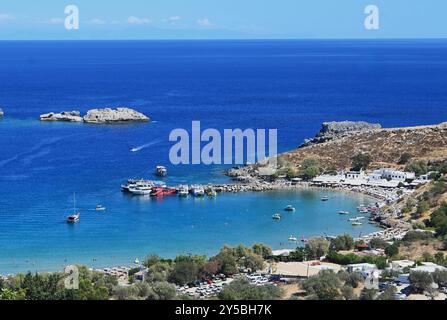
left=40, top=107, right=150, bottom=124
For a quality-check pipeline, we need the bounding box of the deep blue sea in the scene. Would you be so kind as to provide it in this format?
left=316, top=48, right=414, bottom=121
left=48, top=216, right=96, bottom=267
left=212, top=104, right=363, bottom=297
left=1, top=40, right=447, bottom=274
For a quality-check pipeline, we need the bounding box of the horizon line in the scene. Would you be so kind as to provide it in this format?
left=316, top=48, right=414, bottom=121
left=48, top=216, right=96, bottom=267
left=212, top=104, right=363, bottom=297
left=1, top=37, right=447, bottom=42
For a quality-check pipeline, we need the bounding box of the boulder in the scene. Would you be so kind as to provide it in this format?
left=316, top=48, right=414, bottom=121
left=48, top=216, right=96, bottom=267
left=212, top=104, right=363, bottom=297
left=83, top=108, right=150, bottom=124
left=40, top=111, right=83, bottom=122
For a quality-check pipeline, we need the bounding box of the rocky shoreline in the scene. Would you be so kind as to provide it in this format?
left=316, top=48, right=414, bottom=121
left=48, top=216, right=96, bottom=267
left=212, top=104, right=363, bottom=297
left=40, top=107, right=150, bottom=124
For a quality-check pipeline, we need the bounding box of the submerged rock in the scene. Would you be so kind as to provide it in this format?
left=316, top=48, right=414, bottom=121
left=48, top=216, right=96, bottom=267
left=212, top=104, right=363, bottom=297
left=40, top=111, right=83, bottom=122
left=301, top=121, right=382, bottom=147
left=83, top=108, right=150, bottom=124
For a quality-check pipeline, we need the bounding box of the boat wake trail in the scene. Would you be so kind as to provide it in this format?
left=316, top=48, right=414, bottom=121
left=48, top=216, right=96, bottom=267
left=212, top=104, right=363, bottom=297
left=130, top=139, right=162, bottom=153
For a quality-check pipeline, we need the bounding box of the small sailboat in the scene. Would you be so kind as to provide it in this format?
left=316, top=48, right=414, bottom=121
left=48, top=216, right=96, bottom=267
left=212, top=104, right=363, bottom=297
left=301, top=235, right=308, bottom=242
left=272, top=213, right=281, bottom=220
left=67, top=193, right=80, bottom=223
left=288, top=235, right=298, bottom=242
left=284, top=205, right=296, bottom=212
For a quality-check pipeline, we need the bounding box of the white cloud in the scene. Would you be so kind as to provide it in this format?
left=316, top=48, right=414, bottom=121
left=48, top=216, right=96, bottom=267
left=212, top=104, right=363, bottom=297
left=87, top=18, right=107, bottom=25
left=197, top=18, right=215, bottom=28
left=0, top=13, right=14, bottom=22
left=168, top=16, right=181, bottom=23
left=46, top=17, right=64, bottom=25
left=127, top=16, right=151, bottom=25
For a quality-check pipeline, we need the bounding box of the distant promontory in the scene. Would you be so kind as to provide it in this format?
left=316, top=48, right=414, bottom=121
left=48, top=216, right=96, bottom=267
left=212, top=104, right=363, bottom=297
left=40, top=108, right=150, bottom=124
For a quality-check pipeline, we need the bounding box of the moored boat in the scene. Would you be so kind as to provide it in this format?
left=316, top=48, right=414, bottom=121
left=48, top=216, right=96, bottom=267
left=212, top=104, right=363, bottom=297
left=178, top=185, right=189, bottom=197
left=272, top=213, right=281, bottom=220
left=338, top=211, right=350, bottom=215
left=191, top=185, right=205, bottom=197
left=289, top=235, right=298, bottom=241
left=206, top=188, right=217, bottom=197
left=67, top=193, right=80, bottom=223
left=284, top=205, right=296, bottom=212
left=150, top=187, right=164, bottom=197
left=95, top=205, right=106, bottom=211
left=321, top=196, right=329, bottom=201
left=155, top=165, right=167, bottom=177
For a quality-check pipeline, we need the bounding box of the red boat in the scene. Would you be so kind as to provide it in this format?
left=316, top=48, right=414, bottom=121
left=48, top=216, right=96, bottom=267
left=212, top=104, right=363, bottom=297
left=162, top=187, right=178, bottom=196
left=150, top=187, right=164, bottom=197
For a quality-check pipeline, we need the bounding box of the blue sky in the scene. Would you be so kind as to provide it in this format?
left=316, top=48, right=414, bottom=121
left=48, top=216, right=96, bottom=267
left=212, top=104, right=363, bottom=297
left=0, top=0, right=446, bottom=40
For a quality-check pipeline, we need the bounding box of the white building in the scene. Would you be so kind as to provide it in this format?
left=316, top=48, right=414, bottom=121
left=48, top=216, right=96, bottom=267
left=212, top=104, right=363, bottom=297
left=347, top=263, right=378, bottom=278
left=391, top=260, right=415, bottom=271
left=412, top=262, right=447, bottom=274
left=372, top=169, right=415, bottom=182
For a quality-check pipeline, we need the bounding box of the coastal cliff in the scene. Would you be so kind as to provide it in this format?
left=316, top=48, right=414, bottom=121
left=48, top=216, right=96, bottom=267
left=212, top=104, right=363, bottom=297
left=283, top=121, right=447, bottom=171
left=228, top=121, right=447, bottom=180
left=40, top=108, right=150, bottom=124
left=300, top=121, right=382, bottom=147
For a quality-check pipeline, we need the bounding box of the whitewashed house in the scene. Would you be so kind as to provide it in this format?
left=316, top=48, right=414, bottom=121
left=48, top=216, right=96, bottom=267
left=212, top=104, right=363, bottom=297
left=372, top=169, right=415, bottom=182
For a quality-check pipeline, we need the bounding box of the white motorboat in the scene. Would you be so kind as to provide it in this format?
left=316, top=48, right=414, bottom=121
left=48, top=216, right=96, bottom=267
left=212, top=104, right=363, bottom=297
left=156, top=165, right=167, bottom=177
left=95, top=205, right=106, bottom=211
left=272, top=213, right=281, bottom=220
left=191, top=185, right=205, bottom=197
left=178, top=185, right=189, bottom=197
left=284, top=205, right=296, bottom=212
left=351, top=221, right=363, bottom=226
left=129, top=186, right=153, bottom=195
left=288, top=235, right=298, bottom=241
left=338, top=211, right=350, bottom=215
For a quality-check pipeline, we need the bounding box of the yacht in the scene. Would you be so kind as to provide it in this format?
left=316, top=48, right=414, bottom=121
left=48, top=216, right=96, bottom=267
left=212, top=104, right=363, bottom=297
left=288, top=235, right=298, bottom=242
left=191, top=185, right=205, bottom=197
left=155, top=165, right=167, bottom=177
left=67, top=193, right=80, bottom=223
left=272, top=213, right=281, bottom=220
left=284, top=205, right=296, bottom=212
left=178, top=185, right=189, bottom=197
left=129, top=185, right=153, bottom=195
left=338, top=211, right=350, bottom=215
left=121, top=179, right=154, bottom=192
left=95, top=205, right=106, bottom=211
left=321, top=196, right=329, bottom=201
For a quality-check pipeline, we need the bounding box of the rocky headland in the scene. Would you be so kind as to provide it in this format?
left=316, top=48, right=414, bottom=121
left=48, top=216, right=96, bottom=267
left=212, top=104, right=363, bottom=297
left=300, top=120, right=382, bottom=147
left=40, top=108, right=150, bottom=124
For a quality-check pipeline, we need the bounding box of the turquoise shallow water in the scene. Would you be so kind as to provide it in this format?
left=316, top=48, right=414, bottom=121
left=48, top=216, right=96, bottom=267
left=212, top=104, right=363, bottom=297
left=0, top=189, right=377, bottom=274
